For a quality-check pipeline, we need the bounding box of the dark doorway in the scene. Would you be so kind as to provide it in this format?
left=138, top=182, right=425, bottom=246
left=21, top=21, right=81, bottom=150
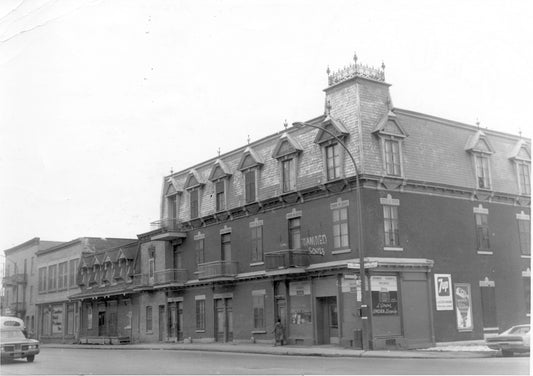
left=481, top=285, right=498, bottom=333
left=159, top=305, right=165, bottom=341
left=98, top=311, right=106, bottom=336
left=215, top=298, right=233, bottom=342
left=316, top=297, right=338, bottom=344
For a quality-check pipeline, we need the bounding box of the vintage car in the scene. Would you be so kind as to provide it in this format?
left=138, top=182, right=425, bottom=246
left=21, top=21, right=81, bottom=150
left=0, top=317, right=39, bottom=362
left=485, top=324, right=530, bottom=357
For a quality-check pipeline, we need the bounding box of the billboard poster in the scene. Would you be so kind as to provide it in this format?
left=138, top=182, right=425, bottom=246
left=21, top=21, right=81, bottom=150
left=289, top=281, right=311, bottom=296
left=434, top=274, right=454, bottom=311
left=371, top=275, right=398, bottom=315
left=454, top=283, right=473, bottom=332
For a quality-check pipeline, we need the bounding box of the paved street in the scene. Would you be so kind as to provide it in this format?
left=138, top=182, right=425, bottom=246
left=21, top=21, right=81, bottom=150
left=0, top=348, right=530, bottom=375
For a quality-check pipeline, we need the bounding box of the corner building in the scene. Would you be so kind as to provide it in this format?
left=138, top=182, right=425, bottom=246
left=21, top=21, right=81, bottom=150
left=116, top=57, right=530, bottom=349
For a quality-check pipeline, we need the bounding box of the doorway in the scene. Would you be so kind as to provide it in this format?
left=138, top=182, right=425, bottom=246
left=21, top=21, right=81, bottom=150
left=215, top=298, right=233, bottom=342
left=168, top=301, right=184, bottom=342
left=158, top=305, right=165, bottom=341
left=98, top=311, right=106, bottom=336
left=316, top=297, right=338, bottom=344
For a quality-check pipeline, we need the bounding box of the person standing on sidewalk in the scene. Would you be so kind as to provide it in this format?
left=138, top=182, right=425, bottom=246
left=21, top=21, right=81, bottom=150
left=273, top=318, right=285, bottom=346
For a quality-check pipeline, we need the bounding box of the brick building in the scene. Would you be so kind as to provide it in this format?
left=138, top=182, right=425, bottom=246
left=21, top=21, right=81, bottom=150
left=73, top=56, right=530, bottom=349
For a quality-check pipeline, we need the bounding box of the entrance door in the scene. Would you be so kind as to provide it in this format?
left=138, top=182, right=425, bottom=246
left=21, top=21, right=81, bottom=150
left=168, top=303, right=177, bottom=342
left=215, top=298, right=233, bottom=342
left=481, top=285, right=498, bottom=335
left=98, top=311, right=106, bottom=336
left=316, top=297, right=338, bottom=344
left=177, top=301, right=183, bottom=341
left=159, top=305, right=165, bottom=341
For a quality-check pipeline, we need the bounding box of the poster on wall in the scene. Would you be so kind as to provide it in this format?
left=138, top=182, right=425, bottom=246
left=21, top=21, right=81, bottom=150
left=434, top=274, right=454, bottom=311
left=289, top=281, right=311, bottom=296
left=51, top=305, right=63, bottom=334
left=454, top=283, right=473, bottom=332
left=370, top=276, right=398, bottom=315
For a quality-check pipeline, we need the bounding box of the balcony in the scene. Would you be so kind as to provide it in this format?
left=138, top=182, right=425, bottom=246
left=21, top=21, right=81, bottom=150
left=265, top=249, right=310, bottom=272
left=197, top=261, right=238, bottom=280
left=150, top=218, right=187, bottom=241
left=154, top=269, right=188, bottom=285
left=2, top=274, right=27, bottom=286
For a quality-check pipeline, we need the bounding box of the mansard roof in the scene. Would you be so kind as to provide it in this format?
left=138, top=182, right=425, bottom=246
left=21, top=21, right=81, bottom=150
left=208, top=159, right=232, bottom=181
left=183, top=169, right=206, bottom=190
left=372, top=110, right=407, bottom=138
left=314, top=116, right=349, bottom=144
left=508, top=139, right=531, bottom=161
left=272, top=132, right=303, bottom=159
left=237, top=146, right=264, bottom=171
left=464, top=130, right=495, bottom=154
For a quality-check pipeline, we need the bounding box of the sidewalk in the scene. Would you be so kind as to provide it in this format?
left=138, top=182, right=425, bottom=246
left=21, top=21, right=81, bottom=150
left=41, top=340, right=499, bottom=359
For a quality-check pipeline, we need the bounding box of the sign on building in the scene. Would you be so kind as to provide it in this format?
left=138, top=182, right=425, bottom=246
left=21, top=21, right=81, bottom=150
left=434, top=274, right=454, bottom=310
left=289, top=281, right=311, bottom=296
left=370, top=275, right=398, bottom=315
left=454, top=283, right=473, bottom=331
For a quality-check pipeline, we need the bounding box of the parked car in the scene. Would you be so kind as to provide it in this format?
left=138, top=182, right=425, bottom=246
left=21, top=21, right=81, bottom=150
left=0, top=317, right=39, bottom=362
left=485, top=324, right=530, bottom=357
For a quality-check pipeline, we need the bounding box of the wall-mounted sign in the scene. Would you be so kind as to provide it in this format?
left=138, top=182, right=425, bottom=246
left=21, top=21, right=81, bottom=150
left=341, top=276, right=358, bottom=293
left=454, top=283, right=473, bottom=332
left=434, top=274, right=454, bottom=311
left=371, top=275, right=398, bottom=315
left=301, top=234, right=327, bottom=256
left=289, top=281, right=311, bottom=296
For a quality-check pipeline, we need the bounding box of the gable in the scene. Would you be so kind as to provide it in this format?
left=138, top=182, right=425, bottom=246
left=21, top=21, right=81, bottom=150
left=272, top=132, right=303, bottom=159
left=237, top=147, right=264, bottom=171
left=165, top=183, right=177, bottom=196
left=464, top=130, right=495, bottom=154
left=314, top=117, right=349, bottom=144
left=373, top=111, right=407, bottom=138
left=184, top=169, right=205, bottom=190
left=509, top=139, right=531, bottom=161
left=208, top=159, right=232, bottom=181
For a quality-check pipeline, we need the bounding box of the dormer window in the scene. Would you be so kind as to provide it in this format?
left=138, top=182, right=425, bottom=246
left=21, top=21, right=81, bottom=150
left=209, top=159, right=232, bottom=212
left=238, top=146, right=264, bottom=203
left=373, top=111, right=407, bottom=178
left=314, top=117, right=349, bottom=182
left=465, top=130, right=495, bottom=190
left=509, top=140, right=531, bottom=196
left=272, top=132, right=303, bottom=193
left=190, top=189, right=199, bottom=219
left=325, top=144, right=341, bottom=180
left=184, top=169, right=205, bottom=219
left=164, top=178, right=181, bottom=227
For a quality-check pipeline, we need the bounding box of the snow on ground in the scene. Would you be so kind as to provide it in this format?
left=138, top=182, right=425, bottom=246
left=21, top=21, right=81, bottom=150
left=421, top=345, right=495, bottom=352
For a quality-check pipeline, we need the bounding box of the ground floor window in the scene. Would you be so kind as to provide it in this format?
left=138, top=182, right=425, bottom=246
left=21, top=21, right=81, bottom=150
left=146, top=306, right=153, bottom=332
left=196, top=299, right=206, bottom=331
left=67, top=303, right=75, bottom=335
left=252, top=292, right=265, bottom=330
left=42, top=306, right=51, bottom=336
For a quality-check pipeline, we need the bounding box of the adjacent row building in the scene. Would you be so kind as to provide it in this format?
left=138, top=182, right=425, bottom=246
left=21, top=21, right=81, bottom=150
left=2, top=55, right=530, bottom=350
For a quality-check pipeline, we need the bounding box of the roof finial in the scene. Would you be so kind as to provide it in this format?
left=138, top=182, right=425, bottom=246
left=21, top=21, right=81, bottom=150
left=283, top=119, right=288, bottom=130
left=170, top=167, right=173, bottom=175
left=381, top=61, right=386, bottom=71
left=353, top=51, right=358, bottom=65
left=519, top=128, right=522, bottom=138
left=217, top=147, right=221, bottom=157
left=326, top=65, right=330, bottom=75
left=247, top=135, right=250, bottom=145
left=476, top=118, right=480, bottom=129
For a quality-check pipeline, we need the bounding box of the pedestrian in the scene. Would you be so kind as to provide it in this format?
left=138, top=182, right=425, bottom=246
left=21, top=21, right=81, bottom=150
left=273, top=318, right=284, bottom=346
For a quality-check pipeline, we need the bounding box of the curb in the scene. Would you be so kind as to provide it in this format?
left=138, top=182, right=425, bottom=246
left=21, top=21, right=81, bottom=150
left=40, top=343, right=498, bottom=359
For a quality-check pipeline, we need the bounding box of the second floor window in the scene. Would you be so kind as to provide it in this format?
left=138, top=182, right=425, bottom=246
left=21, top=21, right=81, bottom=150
left=48, top=264, right=57, bottom=291
left=245, top=169, right=256, bottom=203
left=325, top=144, right=341, bottom=180
left=215, top=180, right=225, bottom=211
left=221, top=233, right=231, bottom=261
left=38, top=267, right=46, bottom=292
left=383, top=205, right=400, bottom=247
left=384, top=139, right=401, bottom=176
left=333, top=207, right=349, bottom=249
left=518, top=219, right=531, bottom=255
left=190, top=189, right=199, bottom=218
left=251, top=225, right=263, bottom=262
left=282, top=159, right=296, bottom=192
left=475, top=213, right=490, bottom=251
left=518, top=162, right=531, bottom=195
left=288, top=217, right=301, bottom=249
left=69, top=259, right=78, bottom=287
left=58, top=262, right=68, bottom=290
left=475, top=154, right=491, bottom=189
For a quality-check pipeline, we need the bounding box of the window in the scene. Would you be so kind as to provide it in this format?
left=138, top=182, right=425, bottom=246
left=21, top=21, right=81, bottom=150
left=518, top=162, right=531, bottom=195
left=58, top=262, right=68, bottom=290
left=384, top=139, right=401, bottom=176
left=195, top=238, right=205, bottom=267
left=475, top=154, right=491, bottom=189
left=87, top=305, right=93, bottom=330
left=38, top=267, right=47, bottom=292
left=332, top=207, right=349, bottom=249
left=383, top=205, right=400, bottom=247
left=518, top=218, right=531, bottom=255
left=245, top=169, right=256, bottom=203
left=195, top=299, right=206, bottom=330
left=252, top=293, right=265, bottom=330
left=67, top=303, right=75, bottom=335
left=288, top=217, right=301, bottom=249
left=475, top=213, right=490, bottom=251
left=282, top=159, right=296, bottom=192
left=251, top=225, right=263, bottom=262
left=190, top=188, right=199, bottom=218
left=31, top=257, right=34, bottom=275
left=69, top=259, right=79, bottom=287
left=215, top=180, right=225, bottom=211
left=149, top=258, right=155, bottom=282
left=221, top=233, right=231, bottom=261
left=146, top=306, right=153, bottom=332
left=29, top=286, right=33, bottom=305
left=524, top=276, right=531, bottom=316
left=48, top=264, right=57, bottom=291
left=325, top=144, right=341, bottom=180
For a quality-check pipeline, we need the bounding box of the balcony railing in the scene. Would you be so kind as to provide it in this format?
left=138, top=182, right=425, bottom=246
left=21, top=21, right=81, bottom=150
left=197, top=261, right=238, bottom=280
left=154, top=269, right=188, bottom=285
left=265, top=249, right=310, bottom=271
left=2, top=274, right=27, bottom=286
left=150, top=218, right=184, bottom=232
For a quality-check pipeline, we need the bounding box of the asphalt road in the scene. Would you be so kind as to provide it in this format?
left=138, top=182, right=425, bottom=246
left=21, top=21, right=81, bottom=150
left=0, top=348, right=530, bottom=375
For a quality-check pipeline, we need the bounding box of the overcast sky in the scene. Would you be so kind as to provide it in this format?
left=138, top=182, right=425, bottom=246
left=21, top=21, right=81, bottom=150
left=0, top=0, right=531, bottom=253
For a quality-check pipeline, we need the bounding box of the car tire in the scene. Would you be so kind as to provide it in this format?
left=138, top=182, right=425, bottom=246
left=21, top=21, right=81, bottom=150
left=27, top=355, right=35, bottom=362
left=501, top=350, right=513, bottom=357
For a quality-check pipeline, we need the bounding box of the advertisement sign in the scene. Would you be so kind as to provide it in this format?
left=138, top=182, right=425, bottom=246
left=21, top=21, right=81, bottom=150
left=434, top=274, right=454, bottom=311
left=454, top=283, right=473, bottom=332
left=371, top=275, right=398, bottom=315
left=341, top=276, right=358, bottom=293
left=51, top=305, right=63, bottom=334
left=289, top=281, right=311, bottom=296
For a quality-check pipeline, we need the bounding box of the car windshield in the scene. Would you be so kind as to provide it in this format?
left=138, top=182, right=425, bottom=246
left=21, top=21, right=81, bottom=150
left=508, top=326, right=530, bottom=335
left=0, top=329, right=26, bottom=340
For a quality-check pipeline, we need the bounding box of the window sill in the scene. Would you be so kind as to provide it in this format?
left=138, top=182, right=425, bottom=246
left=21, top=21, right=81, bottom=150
left=527, top=314, right=531, bottom=317
left=521, top=255, right=531, bottom=259
left=250, top=262, right=264, bottom=266
left=332, top=249, right=351, bottom=255
left=195, top=330, right=206, bottom=333
left=477, top=250, right=493, bottom=255
left=251, top=330, right=266, bottom=334
left=384, top=247, right=403, bottom=252
left=146, top=331, right=153, bottom=335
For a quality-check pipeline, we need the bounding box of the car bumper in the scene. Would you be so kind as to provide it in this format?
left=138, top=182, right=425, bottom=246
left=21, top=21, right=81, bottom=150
left=486, top=343, right=529, bottom=352
left=1, top=348, right=40, bottom=360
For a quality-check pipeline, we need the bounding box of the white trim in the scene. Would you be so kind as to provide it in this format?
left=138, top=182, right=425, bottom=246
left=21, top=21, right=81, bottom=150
left=330, top=198, right=349, bottom=210
left=332, top=249, right=351, bottom=255
left=516, top=211, right=530, bottom=221
left=479, top=278, right=495, bottom=287
left=380, top=194, right=400, bottom=206
left=219, top=225, right=232, bottom=235
left=384, top=247, right=404, bottom=252
left=213, top=292, right=233, bottom=299
left=522, top=268, right=531, bottom=277
left=167, top=297, right=184, bottom=303
left=286, top=208, right=302, bottom=219
left=249, top=262, right=265, bottom=266
left=195, top=295, right=206, bottom=300
left=476, top=250, right=493, bottom=255
left=252, top=289, right=266, bottom=296
left=249, top=218, right=264, bottom=228
left=482, top=327, right=500, bottom=331
left=193, top=231, right=205, bottom=241
left=473, top=204, right=489, bottom=214
left=521, top=255, right=531, bottom=259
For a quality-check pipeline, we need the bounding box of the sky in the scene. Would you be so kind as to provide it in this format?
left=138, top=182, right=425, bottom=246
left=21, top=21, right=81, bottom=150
left=0, top=0, right=532, bottom=254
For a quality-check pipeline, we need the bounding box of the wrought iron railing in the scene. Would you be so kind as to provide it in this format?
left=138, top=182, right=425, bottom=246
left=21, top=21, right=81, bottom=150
left=197, top=261, right=238, bottom=280
left=265, top=249, right=310, bottom=270
left=150, top=218, right=184, bottom=232
left=154, top=269, right=188, bottom=284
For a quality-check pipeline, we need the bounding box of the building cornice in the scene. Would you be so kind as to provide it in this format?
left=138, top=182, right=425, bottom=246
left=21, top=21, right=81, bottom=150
left=4, top=237, right=40, bottom=255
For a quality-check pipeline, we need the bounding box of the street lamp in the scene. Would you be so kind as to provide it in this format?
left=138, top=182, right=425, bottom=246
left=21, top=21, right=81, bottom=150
left=293, top=121, right=369, bottom=350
